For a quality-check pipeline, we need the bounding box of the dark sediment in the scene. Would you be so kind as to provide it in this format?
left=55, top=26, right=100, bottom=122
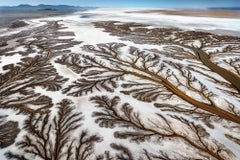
left=9, top=20, right=29, bottom=28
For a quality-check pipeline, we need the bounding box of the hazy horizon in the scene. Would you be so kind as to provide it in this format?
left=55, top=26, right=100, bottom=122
left=0, top=0, right=239, bottom=8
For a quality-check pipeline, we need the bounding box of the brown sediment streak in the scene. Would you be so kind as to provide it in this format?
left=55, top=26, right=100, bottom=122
left=172, top=42, right=240, bottom=92
left=137, top=120, right=225, bottom=160
left=126, top=64, right=240, bottom=124
left=91, top=44, right=240, bottom=124
left=160, top=42, right=240, bottom=93
left=95, top=21, right=240, bottom=92
left=196, top=49, right=240, bottom=92
left=179, top=42, right=240, bottom=92
left=92, top=96, right=226, bottom=160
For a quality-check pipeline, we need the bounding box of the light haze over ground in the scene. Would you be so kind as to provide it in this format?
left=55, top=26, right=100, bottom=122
left=0, top=0, right=239, bottom=8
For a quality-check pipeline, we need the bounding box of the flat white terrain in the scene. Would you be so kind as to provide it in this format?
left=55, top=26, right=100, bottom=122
left=0, top=8, right=240, bottom=160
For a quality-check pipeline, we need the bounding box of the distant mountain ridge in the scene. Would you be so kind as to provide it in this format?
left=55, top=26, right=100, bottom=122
left=0, top=4, right=96, bottom=11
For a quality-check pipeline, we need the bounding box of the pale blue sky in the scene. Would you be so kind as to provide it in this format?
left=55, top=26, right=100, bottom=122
left=0, top=0, right=239, bottom=8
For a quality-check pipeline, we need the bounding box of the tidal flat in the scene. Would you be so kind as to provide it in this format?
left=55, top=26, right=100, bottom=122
left=0, top=9, right=77, bottom=28
left=0, top=8, right=240, bottom=160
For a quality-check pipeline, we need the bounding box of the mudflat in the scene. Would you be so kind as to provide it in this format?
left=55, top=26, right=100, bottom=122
left=0, top=8, right=240, bottom=160
left=0, top=10, right=75, bottom=28
left=127, top=9, right=240, bottom=18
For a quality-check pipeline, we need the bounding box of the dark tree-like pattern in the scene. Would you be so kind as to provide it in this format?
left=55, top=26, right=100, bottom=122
left=5, top=99, right=101, bottom=160
left=90, top=95, right=236, bottom=160
left=0, top=21, right=81, bottom=114
left=57, top=43, right=240, bottom=124
left=93, top=21, right=240, bottom=92
left=1, top=16, right=240, bottom=160
left=0, top=116, right=20, bottom=148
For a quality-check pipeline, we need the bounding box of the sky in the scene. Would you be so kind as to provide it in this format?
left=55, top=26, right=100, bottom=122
left=0, top=0, right=239, bottom=8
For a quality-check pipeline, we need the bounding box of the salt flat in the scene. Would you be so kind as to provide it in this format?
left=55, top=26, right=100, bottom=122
left=0, top=8, right=240, bottom=160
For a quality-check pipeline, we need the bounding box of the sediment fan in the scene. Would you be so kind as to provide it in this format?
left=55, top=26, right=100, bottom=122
left=0, top=9, right=239, bottom=160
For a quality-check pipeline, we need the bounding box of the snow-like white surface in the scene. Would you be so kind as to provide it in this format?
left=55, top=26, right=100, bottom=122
left=0, top=54, right=22, bottom=74
left=31, top=8, right=240, bottom=36
left=0, top=8, right=240, bottom=160
left=74, top=8, right=240, bottom=31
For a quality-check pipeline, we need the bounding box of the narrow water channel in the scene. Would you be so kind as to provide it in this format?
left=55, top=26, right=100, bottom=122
left=196, top=49, right=240, bottom=92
